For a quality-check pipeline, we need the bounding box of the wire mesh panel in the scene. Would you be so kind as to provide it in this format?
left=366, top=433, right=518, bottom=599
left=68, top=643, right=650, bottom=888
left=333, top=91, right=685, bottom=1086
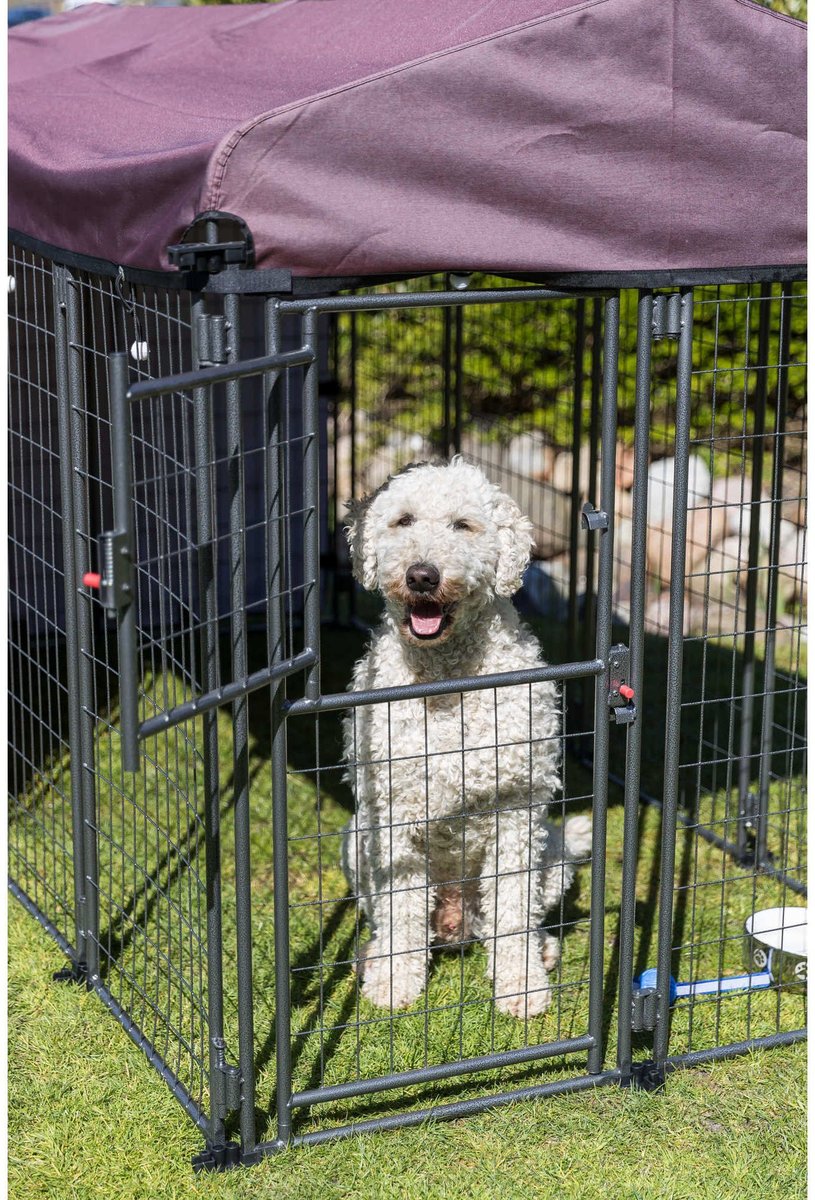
left=646, top=283, right=807, bottom=1067
left=8, top=243, right=78, bottom=954
left=7, top=254, right=807, bottom=1168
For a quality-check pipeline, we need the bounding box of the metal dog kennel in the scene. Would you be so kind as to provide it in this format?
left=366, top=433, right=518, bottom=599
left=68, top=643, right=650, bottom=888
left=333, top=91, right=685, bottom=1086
left=8, top=0, right=806, bottom=1172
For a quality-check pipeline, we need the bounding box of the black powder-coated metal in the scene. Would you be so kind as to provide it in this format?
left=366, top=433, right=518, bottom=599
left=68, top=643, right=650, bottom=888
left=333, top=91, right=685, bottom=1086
left=108, top=353, right=140, bottom=773
left=586, top=293, right=619, bottom=1075
left=652, top=288, right=695, bottom=1068
left=737, top=285, right=772, bottom=855
left=756, top=286, right=793, bottom=866
left=615, top=289, right=654, bottom=1080
left=51, top=264, right=87, bottom=971
left=65, top=267, right=101, bottom=986
left=7, top=258, right=807, bottom=1170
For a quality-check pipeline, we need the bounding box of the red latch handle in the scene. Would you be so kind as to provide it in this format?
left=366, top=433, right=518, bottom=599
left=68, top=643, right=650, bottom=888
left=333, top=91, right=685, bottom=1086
left=619, top=684, right=635, bottom=701
left=83, top=572, right=101, bottom=589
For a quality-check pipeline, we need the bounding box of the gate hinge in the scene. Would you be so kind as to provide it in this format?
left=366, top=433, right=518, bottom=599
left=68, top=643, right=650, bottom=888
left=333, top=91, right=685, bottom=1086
left=82, top=530, right=133, bottom=617
left=608, top=643, right=637, bottom=724
left=651, top=293, right=683, bottom=340
left=195, top=314, right=229, bottom=366
left=631, top=983, right=658, bottom=1032
left=581, top=501, right=609, bottom=532
left=210, top=1038, right=243, bottom=1119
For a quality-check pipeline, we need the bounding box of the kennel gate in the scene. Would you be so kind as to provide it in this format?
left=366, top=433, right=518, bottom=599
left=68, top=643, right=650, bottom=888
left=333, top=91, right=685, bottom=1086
left=8, top=249, right=806, bottom=1169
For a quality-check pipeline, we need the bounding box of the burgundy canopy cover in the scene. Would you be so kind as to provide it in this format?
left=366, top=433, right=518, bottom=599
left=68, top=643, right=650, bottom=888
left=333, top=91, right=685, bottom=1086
left=8, top=0, right=806, bottom=280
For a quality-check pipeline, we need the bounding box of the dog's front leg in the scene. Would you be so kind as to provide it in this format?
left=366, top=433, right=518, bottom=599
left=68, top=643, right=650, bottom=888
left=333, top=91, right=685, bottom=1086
left=359, top=822, right=431, bottom=1010
left=480, top=806, right=551, bottom=1018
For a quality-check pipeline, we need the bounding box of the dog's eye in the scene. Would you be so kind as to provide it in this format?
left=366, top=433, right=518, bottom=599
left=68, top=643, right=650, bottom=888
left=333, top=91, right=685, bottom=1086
left=395, top=513, right=415, bottom=528
left=452, top=518, right=473, bottom=532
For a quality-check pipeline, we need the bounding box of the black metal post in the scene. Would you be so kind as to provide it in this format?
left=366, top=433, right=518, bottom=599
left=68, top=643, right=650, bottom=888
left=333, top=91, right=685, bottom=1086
left=191, top=289, right=229, bottom=1153
left=616, top=290, right=653, bottom=1078
left=51, top=264, right=87, bottom=974
left=587, top=293, right=619, bottom=1074
left=737, top=285, right=772, bottom=858
left=64, top=268, right=101, bottom=986
left=756, top=286, right=792, bottom=865
left=224, top=292, right=258, bottom=1156
left=108, top=353, right=139, bottom=772
left=567, top=299, right=587, bottom=668
left=652, top=288, right=695, bottom=1069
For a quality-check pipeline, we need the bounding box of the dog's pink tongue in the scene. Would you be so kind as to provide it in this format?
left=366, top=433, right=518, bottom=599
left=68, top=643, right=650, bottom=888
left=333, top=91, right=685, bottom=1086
left=410, top=604, right=443, bottom=636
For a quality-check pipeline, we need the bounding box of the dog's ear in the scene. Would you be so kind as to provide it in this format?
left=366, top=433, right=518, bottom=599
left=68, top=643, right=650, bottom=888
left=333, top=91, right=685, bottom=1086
left=492, top=488, right=533, bottom=597
left=344, top=496, right=379, bottom=590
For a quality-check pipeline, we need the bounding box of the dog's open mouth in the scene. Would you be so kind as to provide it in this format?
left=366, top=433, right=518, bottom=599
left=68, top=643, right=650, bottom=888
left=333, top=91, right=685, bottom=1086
left=406, top=600, right=454, bottom=640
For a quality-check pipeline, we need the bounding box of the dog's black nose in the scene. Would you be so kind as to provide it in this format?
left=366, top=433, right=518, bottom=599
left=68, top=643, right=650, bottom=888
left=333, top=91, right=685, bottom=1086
left=406, top=562, right=440, bottom=593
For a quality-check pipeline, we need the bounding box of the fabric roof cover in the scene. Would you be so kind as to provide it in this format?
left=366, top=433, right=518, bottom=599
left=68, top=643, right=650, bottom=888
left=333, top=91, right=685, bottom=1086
left=8, top=0, right=806, bottom=281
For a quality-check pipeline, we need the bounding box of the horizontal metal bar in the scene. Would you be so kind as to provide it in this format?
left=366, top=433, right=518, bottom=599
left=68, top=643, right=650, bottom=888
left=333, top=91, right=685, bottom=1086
left=286, top=658, right=604, bottom=716
left=290, top=1035, right=595, bottom=1109
left=277, top=286, right=588, bottom=315
left=138, top=648, right=318, bottom=738
left=665, top=1029, right=806, bottom=1074
left=90, top=979, right=211, bottom=1136
left=272, top=1070, right=622, bottom=1151
left=126, top=346, right=314, bottom=402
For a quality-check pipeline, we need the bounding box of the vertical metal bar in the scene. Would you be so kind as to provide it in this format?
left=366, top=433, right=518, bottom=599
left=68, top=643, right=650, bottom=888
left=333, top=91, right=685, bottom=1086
left=567, top=299, right=587, bottom=666
left=303, top=307, right=321, bottom=700
left=652, top=288, right=695, bottom=1068
left=51, top=264, right=87, bottom=970
left=348, top=312, right=358, bottom=621
left=64, top=269, right=101, bottom=985
left=442, top=305, right=453, bottom=456
left=265, top=300, right=293, bottom=1148
left=453, top=305, right=464, bottom=457
left=581, top=301, right=603, bottom=724
left=736, top=286, right=771, bottom=856
left=191, top=291, right=228, bottom=1151
left=224, top=292, right=257, bottom=1155
left=108, top=353, right=139, bottom=772
left=587, top=292, right=619, bottom=1074
left=756, top=287, right=792, bottom=864
left=616, top=290, right=653, bottom=1077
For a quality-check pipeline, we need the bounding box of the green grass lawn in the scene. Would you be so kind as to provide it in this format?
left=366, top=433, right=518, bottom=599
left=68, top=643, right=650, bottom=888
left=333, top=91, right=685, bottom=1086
left=8, top=896, right=806, bottom=1200
left=8, top=619, right=807, bottom=1197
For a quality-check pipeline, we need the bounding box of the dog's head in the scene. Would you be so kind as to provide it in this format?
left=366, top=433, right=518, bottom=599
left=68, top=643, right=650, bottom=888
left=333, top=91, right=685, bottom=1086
left=344, top=458, right=532, bottom=646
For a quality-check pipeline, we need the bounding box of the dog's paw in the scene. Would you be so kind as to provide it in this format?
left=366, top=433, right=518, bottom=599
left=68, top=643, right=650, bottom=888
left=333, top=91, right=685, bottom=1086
left=541, top=932, right=561, bottom=972
left=494, top=978, right=553, bottom=1019
left=360, top=944, right=427, bottom=1009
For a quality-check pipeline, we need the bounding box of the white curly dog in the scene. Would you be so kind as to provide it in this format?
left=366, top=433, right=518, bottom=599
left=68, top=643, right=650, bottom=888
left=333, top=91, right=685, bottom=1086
left=341, top=458, right=591, bottom=1018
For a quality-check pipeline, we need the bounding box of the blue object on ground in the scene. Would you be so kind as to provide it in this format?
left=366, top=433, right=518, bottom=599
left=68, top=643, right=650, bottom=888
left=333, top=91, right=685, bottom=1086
left=634, top=967, right=772, bottom=1005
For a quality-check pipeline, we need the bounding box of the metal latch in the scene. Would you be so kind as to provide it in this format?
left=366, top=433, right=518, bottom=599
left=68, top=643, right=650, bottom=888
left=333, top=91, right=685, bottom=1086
left=581, top=501, right=609, bottom=532
left=631, top=984, right=658, bottom=1033
left=608, top=643, right=636, bottom=724
left=82, top=530, right=133, bottom=618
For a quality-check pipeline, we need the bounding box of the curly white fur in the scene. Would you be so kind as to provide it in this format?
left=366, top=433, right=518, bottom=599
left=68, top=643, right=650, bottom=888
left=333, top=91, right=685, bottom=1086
left=341, top=458, right=589, bottom=1017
